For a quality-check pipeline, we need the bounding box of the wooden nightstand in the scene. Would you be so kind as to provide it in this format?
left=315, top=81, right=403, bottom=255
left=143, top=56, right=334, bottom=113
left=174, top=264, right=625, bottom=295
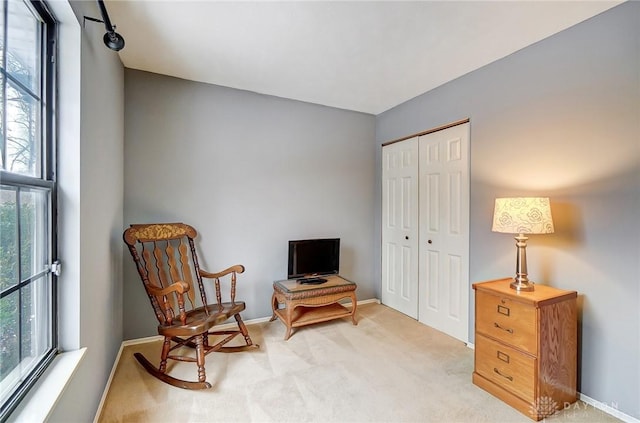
left=472, top=278, right=577, bottom=421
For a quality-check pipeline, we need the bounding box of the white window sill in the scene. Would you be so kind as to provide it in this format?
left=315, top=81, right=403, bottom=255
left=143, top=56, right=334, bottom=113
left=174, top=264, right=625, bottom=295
left=7, top=348, right=86, bottom=423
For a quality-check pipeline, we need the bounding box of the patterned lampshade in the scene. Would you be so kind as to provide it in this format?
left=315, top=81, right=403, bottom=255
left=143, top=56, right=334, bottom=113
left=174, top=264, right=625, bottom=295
left=492, top=197, right=554, bottom=235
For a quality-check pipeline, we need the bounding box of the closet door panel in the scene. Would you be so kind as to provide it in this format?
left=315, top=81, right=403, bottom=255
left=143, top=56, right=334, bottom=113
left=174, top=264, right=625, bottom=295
left=381, top=138, right=419, bottom=318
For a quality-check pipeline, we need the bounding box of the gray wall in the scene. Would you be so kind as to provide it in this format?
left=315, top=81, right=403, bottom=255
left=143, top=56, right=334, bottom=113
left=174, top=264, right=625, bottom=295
left=123, top=71, right=376, bottom=340
left=376, top=2, right=639, bottom=419
left=47, top=1, right=124, bottom=421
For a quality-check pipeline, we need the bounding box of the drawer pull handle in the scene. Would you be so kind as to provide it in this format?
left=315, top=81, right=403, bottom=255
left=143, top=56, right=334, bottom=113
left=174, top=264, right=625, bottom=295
left=494, top=367, right=513, bottom=381
left=494, top=322, right=513, bottom=333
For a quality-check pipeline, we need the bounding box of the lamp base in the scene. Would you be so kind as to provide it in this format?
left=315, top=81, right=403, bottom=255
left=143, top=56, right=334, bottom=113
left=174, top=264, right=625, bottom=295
left=510, top=233, right=534, bottom=292
left=510, top=279, right=534, bottom=292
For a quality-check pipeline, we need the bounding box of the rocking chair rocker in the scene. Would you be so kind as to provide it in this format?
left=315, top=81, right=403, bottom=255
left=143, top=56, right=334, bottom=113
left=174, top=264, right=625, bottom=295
left=123, top=223, right=258, bottom=389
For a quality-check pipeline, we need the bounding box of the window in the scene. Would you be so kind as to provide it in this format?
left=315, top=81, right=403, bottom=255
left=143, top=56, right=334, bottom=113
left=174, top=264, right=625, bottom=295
left=0, top=0, right=57, bottom=419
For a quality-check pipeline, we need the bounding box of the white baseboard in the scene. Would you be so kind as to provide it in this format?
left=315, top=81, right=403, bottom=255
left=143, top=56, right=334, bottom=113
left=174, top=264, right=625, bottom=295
left=354, top=298, right=381, bottom=306
left=93, top=343, right=123, bottom=423
left=121, top=334, right=163, bottom=347
left=578, top=393, right=639, bottom=423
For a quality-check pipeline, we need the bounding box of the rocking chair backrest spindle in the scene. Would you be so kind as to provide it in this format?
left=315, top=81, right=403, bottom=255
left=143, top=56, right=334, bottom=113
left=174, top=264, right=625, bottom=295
left=123, top=223, right=210, bottom=326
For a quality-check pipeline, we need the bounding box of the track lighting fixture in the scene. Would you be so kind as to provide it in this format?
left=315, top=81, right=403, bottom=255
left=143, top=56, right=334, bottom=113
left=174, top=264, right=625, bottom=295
left=84, top=0, right=125, bottom=52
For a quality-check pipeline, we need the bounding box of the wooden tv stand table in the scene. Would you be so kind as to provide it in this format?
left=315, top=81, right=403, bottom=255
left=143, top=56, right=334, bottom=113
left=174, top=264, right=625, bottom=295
left=270, top=275, right=357, bottom=340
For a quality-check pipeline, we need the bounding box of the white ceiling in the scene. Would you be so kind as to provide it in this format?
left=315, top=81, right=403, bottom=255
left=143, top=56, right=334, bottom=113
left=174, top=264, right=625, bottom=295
left=106, top=1, right=622, bottom=115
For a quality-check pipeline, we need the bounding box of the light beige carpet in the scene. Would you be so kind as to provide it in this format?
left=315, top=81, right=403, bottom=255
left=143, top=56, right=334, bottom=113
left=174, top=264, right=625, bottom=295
left=97, top=303, right=618, bottom=423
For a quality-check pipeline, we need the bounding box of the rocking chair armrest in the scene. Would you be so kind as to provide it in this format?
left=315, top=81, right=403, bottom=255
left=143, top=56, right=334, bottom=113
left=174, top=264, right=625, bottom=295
left=147, top=281, right=190, bottom=297
left=199, top=264, right=245, bottom=279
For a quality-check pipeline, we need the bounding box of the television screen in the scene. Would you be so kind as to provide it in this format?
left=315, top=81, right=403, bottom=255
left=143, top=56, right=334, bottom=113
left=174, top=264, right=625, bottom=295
left=288, top=238, right=340, bottom=279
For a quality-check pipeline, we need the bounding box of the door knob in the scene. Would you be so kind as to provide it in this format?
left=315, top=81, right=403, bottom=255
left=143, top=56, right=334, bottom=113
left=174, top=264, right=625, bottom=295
left=428, top=240, right=432, bottom=244
left=405, top=236, right=409, bottom=240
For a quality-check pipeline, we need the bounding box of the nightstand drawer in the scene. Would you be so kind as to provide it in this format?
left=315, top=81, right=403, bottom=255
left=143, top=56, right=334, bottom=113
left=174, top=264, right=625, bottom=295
left=476, top=290, right=537, bottom=354
left=475, top=334, right=536, bottom=402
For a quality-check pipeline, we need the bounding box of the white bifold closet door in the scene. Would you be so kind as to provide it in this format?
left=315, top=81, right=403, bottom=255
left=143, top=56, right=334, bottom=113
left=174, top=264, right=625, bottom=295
left=382, top=121, right=470, bottom=343
left=381, top=137, right=420, bottom=318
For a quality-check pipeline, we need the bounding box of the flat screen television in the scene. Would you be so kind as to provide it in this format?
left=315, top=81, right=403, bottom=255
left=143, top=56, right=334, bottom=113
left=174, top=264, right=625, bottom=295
left=287, top=238, right=340, bottom=279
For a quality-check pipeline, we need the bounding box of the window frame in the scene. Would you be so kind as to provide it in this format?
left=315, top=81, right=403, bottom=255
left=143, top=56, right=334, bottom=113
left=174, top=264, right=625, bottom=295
left=0, top=0, right=58, bottom=420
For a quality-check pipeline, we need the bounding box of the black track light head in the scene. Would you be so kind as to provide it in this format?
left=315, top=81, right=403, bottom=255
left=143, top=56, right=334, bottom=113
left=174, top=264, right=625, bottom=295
left=103, top=31, right=125, bottom=51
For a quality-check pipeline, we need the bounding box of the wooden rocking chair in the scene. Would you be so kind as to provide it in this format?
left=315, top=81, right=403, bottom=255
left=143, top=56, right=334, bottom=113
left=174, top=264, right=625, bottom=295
left=123, top=223, right=258, bottom=389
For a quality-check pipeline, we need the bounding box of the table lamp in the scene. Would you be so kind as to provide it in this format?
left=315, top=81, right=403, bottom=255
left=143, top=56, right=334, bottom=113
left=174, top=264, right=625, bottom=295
left=492, top=197, right=554, bottom=292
